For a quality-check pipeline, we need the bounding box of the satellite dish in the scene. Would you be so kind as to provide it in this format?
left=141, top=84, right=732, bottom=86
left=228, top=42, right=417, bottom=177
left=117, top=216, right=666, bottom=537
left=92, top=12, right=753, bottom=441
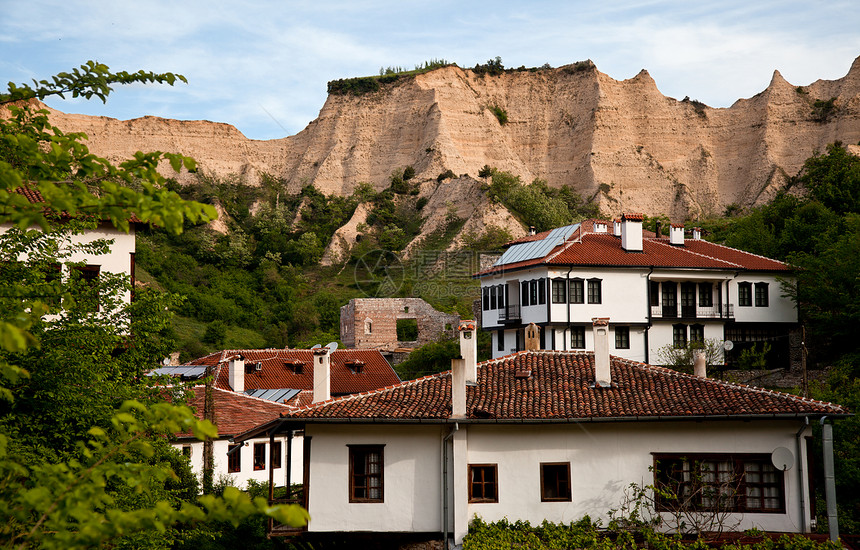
left=723, top=340, right=734, bottom=351
left=310, top=344, right=322, bottom=349
left=771, top=447, right=794, bottom=471
left=326, top=342, right=339, bottom=353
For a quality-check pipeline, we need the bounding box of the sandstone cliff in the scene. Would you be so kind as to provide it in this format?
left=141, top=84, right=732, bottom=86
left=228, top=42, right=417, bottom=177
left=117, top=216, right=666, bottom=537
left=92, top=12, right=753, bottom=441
left=42, top=56, right=860, bottom=223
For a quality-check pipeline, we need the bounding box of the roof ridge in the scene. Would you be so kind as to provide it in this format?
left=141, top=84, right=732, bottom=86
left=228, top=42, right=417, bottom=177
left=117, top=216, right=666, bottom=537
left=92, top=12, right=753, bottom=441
left=646, top=237, right=742, bottom=268
left=631, top=361, right=845, bottom=411
left=693, top=239, right=790, bottom=268
left=286, top=370, right=453, bottom=414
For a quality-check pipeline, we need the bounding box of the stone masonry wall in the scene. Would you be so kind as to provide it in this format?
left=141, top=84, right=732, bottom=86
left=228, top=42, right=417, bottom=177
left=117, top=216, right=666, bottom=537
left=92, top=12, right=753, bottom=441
left=340, top=298, right=460, bottom=351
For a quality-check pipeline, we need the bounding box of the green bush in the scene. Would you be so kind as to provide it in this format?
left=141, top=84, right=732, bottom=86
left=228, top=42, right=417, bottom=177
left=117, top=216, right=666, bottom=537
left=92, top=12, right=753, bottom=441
left=437, top=169, right=456, bottom=182
left=489, top=105, right=508, bottom=125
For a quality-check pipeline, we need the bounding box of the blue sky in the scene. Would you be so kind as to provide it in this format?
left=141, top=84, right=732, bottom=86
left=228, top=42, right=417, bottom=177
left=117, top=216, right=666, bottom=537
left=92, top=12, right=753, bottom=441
left=2, top=1, right=859, bottom=141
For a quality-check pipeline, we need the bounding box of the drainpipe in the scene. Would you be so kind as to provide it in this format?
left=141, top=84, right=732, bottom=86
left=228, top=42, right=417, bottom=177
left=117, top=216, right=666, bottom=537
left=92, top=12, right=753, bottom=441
left=795, top=417, right=809, bottom=532
left=820, top=417, right=839, bottom=542
left=645, top=266, right=654, bottom=363
left=441, top=423, right=459, bottom=550
left=565, top=266, right=573, bottom=351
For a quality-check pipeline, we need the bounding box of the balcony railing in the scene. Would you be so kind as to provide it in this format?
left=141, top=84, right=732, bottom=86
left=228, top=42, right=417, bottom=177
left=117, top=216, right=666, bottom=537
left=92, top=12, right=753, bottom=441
left=268, top=486, right=306, bottom=536
left=498, top=304, right=521, bottom=322
left=651, top=304, right=734, bottom=319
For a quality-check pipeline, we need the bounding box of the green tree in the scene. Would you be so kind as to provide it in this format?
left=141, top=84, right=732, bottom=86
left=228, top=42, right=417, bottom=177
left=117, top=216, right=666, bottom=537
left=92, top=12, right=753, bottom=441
left=0, top=62, right=307, bottom=547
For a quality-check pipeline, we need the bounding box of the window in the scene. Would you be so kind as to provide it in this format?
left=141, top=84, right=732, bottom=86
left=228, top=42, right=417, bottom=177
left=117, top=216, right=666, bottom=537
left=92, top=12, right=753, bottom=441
left=538, top=279, right=546, bottom=305
left=699, top=283, right=713, bottom=307
left=570, top=326, right=585, bottom=349
left=227, top=444, right=241, bottom=473
left=349, top=445, right=384, bottom=502
left=738, top=282, right=752, bottom=307
left=587, top=279, right=602, bottom=304
left=551, top=279, right=567, bottom=303
left=254, top=442, right=266, bottom=471
left=468, top=464, right=498, bottom=503
left=654, top=454, right=785, bottom=513
left=755, top=283, right=769, bottom=307
left=396, top=318, right=418, bottom=341
left=182, top=445, right=192, bottom=458
left=364, top=319, right=372, bottom=334
left=530, top=280, right=538, bottom=305
left=272, top=441, right=282, bottom=469
left=521, top=281, right=529, bottom=307
left=490, top=286, right=497, bottom=310
left=662, top=281, right=676, bottom=307
left=690, top=324, right=704, bottom=343
left=540, top=463, right=571, bottom=502
left=615, top=326, right=630, bottom=349
left=497, top=285, right=505, bottom=309
left=650, top=281, right=660, bottom=307
left=497, top=329, right=504, bottom=351
left=569, top=279, right=584, bottom=304
left=673, top=324, right=687, bottom=349
left=483, top=287, right=490, bottom=310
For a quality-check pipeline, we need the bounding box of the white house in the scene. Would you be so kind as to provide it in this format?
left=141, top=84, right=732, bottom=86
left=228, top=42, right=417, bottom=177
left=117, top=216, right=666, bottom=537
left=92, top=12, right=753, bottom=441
left=1, top=185, right=138, bottom=309
left=235, top=321, right=847, bottom=547
left=475, top=215, right=797, bottom=368
left=160, top=347, right=402, bottom=488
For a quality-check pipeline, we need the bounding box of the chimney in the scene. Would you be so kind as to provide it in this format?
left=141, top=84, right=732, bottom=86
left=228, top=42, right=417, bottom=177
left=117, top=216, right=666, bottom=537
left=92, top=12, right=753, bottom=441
left=613, top=219, right=622, bottom=237
left=228, top=355, right=245, bottom=393
left=654, top=221, right=662, bottom=239
left=312, top=347, right=331, bottom=403
left=592, top=318, right=611, bottom=387
left=452, top=320, right=477, bottom=418
left=669, top=224, right=685, bottom=245
left=529, top=226, right=536, bottom=236
left=692, top=227, right=702, bottom=240
left=593, top=221, right=607, bottom=233
left=693, top=350, right=707, bottom=378
left=621, top=213, right=643, bottom=252
left=525, top=322, right=540, bottom=351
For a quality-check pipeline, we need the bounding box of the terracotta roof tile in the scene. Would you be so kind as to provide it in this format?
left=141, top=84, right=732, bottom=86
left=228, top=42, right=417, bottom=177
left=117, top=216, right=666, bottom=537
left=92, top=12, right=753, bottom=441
left=286, top=351, right=847, bottom=421
left=178, top=386, right=294, bottom=438
left=187, top=348, right=401, bottom=395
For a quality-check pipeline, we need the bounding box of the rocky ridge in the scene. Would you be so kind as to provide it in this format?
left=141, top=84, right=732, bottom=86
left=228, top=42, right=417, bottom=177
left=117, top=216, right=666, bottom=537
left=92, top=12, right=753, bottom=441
left=41, top=57, right=860, bottom=245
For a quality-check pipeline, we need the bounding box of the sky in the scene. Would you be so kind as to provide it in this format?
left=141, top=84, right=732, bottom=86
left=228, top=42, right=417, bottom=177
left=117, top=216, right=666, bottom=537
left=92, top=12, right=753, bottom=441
left=2, top=1, right=859, bottom=141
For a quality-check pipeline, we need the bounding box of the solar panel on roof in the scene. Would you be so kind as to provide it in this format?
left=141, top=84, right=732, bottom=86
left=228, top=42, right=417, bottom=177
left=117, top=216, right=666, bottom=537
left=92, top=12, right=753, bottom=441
left=244, top=388, right=301, bottom=403
left=494, top=224, right=579, bottom=266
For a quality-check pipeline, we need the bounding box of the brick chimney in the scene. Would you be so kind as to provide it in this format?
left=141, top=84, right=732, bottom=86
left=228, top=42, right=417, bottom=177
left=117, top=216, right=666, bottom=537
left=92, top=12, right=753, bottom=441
left=452, top=320, right=477, bottom=417
left=228, top=355, right=245, bottom=393
left=621, top=213, right=643, bottom=252
left=313, top=347, right=331, bottom=403
left=525, top=322, right=540, bottom=351
left=670, top=223, right=685, bottom=246
left=592, top=318, right=611, bottom=387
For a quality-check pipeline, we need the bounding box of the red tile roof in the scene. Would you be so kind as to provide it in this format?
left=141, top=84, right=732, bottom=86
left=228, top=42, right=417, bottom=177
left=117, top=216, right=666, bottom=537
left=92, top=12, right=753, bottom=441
left=285, top=351, right=847, bottom=421
left=187, top=348, right=401, bottom=395
left=178, top=386, right=294, bottom=438
left=12, top=184, right=144, bottom=224
left=476, top=221, right=790, bottom=277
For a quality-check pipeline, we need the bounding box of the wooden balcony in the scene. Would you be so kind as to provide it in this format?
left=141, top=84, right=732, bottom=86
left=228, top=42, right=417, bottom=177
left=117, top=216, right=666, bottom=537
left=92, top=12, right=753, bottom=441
left=651, top=304, right=734, bottom=320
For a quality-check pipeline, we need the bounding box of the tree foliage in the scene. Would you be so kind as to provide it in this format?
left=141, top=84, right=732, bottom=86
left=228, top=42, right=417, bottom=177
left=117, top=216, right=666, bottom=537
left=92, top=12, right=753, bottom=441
left=0, top=62, right=306, bottom=548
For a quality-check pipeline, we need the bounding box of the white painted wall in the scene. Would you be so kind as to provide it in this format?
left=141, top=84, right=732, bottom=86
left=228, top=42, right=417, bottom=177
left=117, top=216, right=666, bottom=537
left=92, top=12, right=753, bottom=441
left=302, top=420, right=813, bottom=539
left=176, top=434, right=304, bottom=489
left=304, top=424, right=444, bottom=533
left=732, top=274, right=797, bottom=324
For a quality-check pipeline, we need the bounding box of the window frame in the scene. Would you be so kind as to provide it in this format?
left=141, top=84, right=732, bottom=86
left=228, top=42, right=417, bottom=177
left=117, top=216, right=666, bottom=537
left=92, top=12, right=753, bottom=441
left=468, top=464, right=498, bottom=503
left=569, top=278, right=584, bottom=304
left=551, top=278, right=567, bottom=304
left=272, top=441, right=282, bottom=469
left=738, top=282, right=752, bottom=307
left=497, top=329, right=505, bottom=351
left=754, top=282, right=769, bottom=307
left=570, top=326, right=585, bottom=349
left=653, top=453, right=785, bottom=514
left=540, top=462, right=572, bottom=502
left=349, top=444, right=385, bottom=503
left=673, top=324, right=687, bottom=349
left=615, top=326, right=630, bottom=349
left=587, top=278, right=602, bottom=304
left=253, top=442, right=266, bottom=471
left=521, top=281, right=529, bottom=307
left=690, top=324, right=705, bottom=344
left=698, top=282, right=713, bottom=308
left=227, top=444, right=241, bottom=473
